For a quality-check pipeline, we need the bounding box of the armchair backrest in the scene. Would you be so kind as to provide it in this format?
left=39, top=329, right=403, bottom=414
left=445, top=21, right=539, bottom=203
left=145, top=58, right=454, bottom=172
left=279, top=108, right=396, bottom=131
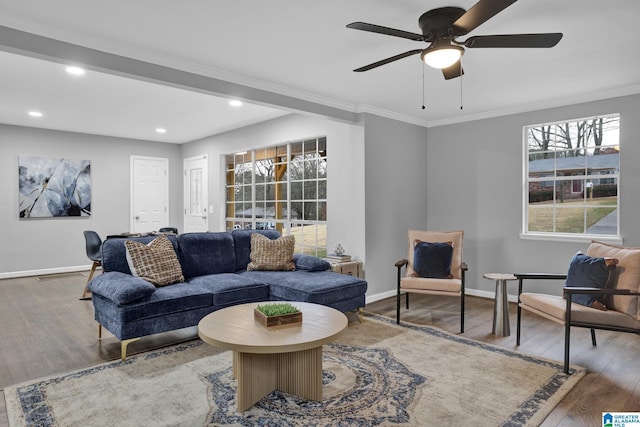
left=586, top=240, right=640, bottom=319
left=406, top=230, right=464, bottom=279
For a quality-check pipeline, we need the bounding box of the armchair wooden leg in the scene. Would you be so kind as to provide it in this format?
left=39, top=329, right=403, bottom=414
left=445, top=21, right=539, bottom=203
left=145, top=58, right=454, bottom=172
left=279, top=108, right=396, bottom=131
left=516, top=278, right=523, bottom=346
left=564, top=296, right=572, bottom=375
left=590, top=328, right=597, bottom=346
left=460, top=293, right=465, bottom=334
left=396, top=288, right=401, bottom=324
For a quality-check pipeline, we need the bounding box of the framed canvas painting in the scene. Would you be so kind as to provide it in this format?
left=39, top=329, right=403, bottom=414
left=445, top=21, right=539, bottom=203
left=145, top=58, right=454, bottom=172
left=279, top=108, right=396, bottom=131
left=18, top=156, right=92, bottom=218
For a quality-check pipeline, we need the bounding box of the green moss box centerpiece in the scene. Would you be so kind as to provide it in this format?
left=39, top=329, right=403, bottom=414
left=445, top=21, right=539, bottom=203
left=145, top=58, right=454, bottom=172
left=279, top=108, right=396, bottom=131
left=254, top=302, right=302, bottom=327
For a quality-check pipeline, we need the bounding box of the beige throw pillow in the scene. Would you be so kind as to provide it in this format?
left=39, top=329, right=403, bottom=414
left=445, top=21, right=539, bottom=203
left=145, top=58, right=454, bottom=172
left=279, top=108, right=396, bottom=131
left=247, top=234, right=296, bottom=271
left=125, top=235, right=184, bottom=286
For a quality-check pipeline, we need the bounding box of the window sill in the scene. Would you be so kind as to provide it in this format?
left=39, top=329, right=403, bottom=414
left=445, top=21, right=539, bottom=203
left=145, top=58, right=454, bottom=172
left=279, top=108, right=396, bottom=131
left=520, top=232, right=623, bottom=245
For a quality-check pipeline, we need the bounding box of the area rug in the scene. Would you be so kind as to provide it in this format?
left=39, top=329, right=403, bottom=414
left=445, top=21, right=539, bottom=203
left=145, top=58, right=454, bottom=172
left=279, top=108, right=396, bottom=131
left=4, top=314, right=585, bottom=426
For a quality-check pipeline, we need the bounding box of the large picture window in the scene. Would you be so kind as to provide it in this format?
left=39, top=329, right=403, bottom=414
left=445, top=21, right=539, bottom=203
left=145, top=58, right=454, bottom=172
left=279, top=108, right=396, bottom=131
left=225, top=137, right=327, bottom=256
left=524, top=114, right=620, bottom=240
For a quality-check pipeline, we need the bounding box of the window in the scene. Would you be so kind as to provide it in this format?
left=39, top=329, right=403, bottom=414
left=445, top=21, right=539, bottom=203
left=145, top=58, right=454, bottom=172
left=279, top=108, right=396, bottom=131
left=225, top=137, right=327, bottom=256
left=524, top=114, right=620, bottom=240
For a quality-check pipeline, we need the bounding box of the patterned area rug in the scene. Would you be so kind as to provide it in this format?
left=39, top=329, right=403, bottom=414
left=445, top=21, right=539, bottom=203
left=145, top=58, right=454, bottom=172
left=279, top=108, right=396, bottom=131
left=4, top=314, right=585, bottom=426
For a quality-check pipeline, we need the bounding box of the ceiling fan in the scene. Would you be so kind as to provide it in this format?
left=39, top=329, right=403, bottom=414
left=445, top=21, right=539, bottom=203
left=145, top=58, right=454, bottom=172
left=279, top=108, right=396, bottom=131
left=347, top=0, right=563, bottom=80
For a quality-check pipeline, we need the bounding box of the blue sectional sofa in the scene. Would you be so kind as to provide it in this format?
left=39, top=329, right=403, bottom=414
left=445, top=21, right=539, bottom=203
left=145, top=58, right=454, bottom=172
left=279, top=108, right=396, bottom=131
left=88, top=229, right=367, bottom=359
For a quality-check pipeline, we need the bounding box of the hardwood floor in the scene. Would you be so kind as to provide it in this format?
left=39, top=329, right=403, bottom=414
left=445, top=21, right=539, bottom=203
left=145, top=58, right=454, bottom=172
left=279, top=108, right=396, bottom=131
left=1, top=272, right=639, bottom=426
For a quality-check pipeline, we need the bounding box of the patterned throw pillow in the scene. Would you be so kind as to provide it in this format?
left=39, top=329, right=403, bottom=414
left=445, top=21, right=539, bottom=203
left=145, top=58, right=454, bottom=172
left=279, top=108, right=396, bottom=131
left=125, top=235, right=184, bottom=286
left=247, top=233, right=296, bottom=271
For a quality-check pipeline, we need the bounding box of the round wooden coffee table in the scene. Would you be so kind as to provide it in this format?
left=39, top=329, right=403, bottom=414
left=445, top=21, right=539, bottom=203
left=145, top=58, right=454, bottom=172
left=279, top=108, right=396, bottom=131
left=198, top=301, right=348, bottom=411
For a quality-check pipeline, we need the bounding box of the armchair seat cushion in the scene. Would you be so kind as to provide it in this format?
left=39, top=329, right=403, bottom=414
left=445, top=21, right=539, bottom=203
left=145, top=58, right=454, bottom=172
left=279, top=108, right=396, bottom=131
left=400, top=276, right=462, bottom=294
left=520, top=293, right=640, bottom=330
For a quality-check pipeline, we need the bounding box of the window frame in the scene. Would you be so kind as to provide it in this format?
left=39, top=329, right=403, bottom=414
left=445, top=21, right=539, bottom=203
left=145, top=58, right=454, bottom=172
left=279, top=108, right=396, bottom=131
left=521, top=114, right=621, bottom=244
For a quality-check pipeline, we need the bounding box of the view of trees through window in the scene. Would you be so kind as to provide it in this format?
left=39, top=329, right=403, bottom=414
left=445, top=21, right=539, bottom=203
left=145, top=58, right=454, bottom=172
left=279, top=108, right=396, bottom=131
left=525, top=114, right=620, bottom=237
left=225, top=137, right=327, bottom=256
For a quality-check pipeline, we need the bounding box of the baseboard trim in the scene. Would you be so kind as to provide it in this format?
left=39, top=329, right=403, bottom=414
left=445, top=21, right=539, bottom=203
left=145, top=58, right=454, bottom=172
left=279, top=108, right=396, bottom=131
left=0, top=265, right=93, bottom=280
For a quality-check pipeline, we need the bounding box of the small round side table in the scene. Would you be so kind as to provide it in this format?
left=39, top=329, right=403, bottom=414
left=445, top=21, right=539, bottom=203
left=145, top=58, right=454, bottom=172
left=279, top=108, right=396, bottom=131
left=483, top=273, right=517, bottom=337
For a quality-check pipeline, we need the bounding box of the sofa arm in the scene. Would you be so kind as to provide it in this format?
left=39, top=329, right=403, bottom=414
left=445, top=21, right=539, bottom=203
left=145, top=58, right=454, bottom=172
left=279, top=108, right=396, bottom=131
left=293, top=254, right=331, bottom=272
left=88, top=272, right=156, bottom=305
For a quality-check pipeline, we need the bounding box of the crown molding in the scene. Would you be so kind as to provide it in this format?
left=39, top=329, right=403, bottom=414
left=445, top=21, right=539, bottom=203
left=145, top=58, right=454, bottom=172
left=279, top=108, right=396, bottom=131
left=425, top=84, right=640, bottom=128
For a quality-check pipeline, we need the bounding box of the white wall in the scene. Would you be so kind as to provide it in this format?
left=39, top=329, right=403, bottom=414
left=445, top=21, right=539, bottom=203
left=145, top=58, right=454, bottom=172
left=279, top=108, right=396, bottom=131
left=0, top=124, right=182, bottom=277
left=426, top=94, right=640, bottom=297
left=181, top=113, right=367, bottom=265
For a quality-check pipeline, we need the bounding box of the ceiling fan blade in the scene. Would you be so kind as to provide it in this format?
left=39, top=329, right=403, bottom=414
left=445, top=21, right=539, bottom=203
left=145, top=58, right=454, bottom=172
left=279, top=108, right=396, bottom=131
left=346, top=22, right=424, bottom=41
left=442, top=62, right=464, bottom=80
left=464, top=33, right=563, bottom=48
left=353, top=49, right=423, bottom=72
left=453, top=0, right=517, bottom=34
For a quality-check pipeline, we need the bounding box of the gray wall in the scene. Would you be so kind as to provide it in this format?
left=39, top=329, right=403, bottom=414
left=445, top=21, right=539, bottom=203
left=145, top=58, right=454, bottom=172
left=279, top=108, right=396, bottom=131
left=363, top=113, right=429, bottom=297
left=426, top=94, right=640, bottom=297
left=0, top=124, right=182, bottom=276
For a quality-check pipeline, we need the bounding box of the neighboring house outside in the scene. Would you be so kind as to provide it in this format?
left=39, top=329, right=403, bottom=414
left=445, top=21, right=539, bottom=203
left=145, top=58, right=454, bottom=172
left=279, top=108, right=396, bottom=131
left=528, top=151, right=619, bottom=202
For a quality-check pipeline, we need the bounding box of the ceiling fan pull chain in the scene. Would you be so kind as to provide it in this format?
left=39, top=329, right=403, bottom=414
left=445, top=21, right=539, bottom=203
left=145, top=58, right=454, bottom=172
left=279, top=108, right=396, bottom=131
left=459, top=60, right=464, bottom=110
left=422, top=62, right=426, bottom=110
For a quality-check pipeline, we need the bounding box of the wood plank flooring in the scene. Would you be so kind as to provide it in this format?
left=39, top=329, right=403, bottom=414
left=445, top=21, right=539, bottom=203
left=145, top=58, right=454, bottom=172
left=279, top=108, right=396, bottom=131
left=1, top=272, right=639, bottom=426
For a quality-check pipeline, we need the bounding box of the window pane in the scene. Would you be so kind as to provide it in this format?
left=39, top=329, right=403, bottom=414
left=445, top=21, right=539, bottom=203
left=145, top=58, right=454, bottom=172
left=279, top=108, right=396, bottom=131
left=528, top=206, right=555, bottom=232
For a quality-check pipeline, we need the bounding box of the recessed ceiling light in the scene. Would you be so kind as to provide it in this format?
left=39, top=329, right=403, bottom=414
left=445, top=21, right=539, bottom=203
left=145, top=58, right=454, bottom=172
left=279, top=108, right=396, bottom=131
left=229, top=100, right=243, bottom=107
left=28, top=111, right=43, bottom=117
left=65, top=66, right=86, bottom=76
left=156, top=128, right=167, bottom=134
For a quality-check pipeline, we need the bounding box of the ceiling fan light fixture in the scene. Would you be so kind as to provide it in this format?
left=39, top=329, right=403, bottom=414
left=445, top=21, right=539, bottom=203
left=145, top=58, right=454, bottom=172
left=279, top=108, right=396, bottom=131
left=421, top=44, right=464, bottom=69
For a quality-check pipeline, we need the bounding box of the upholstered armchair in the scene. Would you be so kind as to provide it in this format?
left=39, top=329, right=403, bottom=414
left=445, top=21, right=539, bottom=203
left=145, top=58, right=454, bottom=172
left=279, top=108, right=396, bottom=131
left=396, top=230, right=467, bottom=332
left=516, top=241, right=640, bottom=374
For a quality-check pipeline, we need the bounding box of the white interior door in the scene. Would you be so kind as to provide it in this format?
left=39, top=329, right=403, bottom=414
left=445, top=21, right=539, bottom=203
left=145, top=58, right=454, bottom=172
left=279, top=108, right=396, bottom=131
left=130, top=156, right=169, bottom=233
left=183, top=155, right=208, bottom=232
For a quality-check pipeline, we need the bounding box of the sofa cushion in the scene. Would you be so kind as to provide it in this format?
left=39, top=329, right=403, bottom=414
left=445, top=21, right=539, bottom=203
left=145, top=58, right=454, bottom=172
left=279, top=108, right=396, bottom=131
left=231, top=229, right=282, bottom=271
left=88, top=272, right=156, bottom=305
left=177, top=232, right=237, bottom=279
left=125, top=235, right=184, bottom=286
left=293, top=254, right=331, bottom=272
left=187, top=273, right=270, bottom=308
left=247, top=234, right=296, bottom=271
left=586, top=241, right=640, bottom=319
left=564, top=253, right=611, bottom=308
left=110, top=283, right=213, bottom=323
left=102, top=235, right=179, bottom=274
left=241, top=270, right=367, bottom=305
left=413, top=241, right=454, bottom=279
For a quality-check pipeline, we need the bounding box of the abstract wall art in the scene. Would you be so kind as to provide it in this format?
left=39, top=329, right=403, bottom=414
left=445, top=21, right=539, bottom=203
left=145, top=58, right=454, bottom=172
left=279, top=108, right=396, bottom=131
left=18, top=156, right=92, bottom=218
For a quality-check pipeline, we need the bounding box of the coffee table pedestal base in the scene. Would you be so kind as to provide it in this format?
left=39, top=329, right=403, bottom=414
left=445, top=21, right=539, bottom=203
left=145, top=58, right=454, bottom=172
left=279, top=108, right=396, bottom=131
left=234, top=346, right=323, bottom=411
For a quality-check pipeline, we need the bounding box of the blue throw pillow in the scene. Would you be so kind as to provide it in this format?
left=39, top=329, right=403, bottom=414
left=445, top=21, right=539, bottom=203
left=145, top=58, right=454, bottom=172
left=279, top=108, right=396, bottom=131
left=565, top=253, right=610, bottom=308
left=293, top=254, right=331, bottom=272
left=413, top=241, right=453, bottom=279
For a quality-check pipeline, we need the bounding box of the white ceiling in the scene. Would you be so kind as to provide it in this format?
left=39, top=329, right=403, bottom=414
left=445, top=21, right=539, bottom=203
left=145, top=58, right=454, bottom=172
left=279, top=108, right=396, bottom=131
left=1, top=0, right=639, bottom=143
